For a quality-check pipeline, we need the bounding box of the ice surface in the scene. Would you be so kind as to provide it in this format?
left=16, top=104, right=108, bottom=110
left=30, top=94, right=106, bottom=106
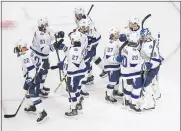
left=1, top=2, right=180, bottom=131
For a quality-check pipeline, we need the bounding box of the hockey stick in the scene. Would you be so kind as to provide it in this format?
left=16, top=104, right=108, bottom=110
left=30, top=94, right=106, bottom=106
left=54, top=74, right=67, bottom=93
left=54, top=37, right=63, bottom=81
left=87, top=4, right=94, bottom=16
left=4, top=62, right=44, bottom=118
left=141, top=14, right=151, bottom=30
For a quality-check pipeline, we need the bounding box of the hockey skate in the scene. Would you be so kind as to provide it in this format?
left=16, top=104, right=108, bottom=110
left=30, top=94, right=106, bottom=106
left=24, top=105, right=37, bottom=114
left=99, top=70, right=108, bottom=78
left=105, top=92, right=117, bottom=103
left=113, top=90, right=124, bottom=97
left=43, top=86, right=50, bottom=92
left=65, top=109, right=78, bottom=117
left=129, top=104, right=141, bottom=113
left=80, top=90, right=89, bottom=97
left=37, top=110, right=48, bottom=123
left=86, top=75, right=94, bottom=85
left=39, top=89, right=49, bottom=98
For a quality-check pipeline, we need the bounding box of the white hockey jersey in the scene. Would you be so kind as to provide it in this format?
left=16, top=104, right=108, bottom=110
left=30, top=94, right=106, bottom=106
left=64, top=46, right=87, bottom=77
left=104, top=39, right=122, bottom=71
left=140, top=38, right=163, bottom=69
left=120, top=43, right=143, bottom=79
left=76, top=16, right=101, bottom=47
left=19, top=50, right=36, bottom=79
left=30, top=29, right=55, bottom=59
left=124, top=26, right=141, bottom=42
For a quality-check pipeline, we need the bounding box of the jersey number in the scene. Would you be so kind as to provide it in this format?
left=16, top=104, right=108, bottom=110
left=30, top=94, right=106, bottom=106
left=24, top=58, right=29, bottom=64
left=40, top=39, right=46, bottom=44
left=72, top=55, right=78, bottom=60
left=121, top=56, right=127, bottom=67
left=132, top=55, right=138, bottom=60
left=107, top=47, right=113, bottom=52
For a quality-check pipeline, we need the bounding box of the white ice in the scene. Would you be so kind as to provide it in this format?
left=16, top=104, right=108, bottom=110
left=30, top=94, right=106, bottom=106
left=1, top=2, right=180, bottom=131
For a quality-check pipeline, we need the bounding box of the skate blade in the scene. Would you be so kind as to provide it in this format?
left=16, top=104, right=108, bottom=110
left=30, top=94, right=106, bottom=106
left=37, top=116, right=49, bottom=124
left=64, top=114, right=79, bottom=120
left=100, top=74, right=108, bottom=78
left=77, top=110, right=83, bottom=114
left=24, top=111, right=37, bottom=115
left=86, top=82, right=94, bottom=85
left=121, top=105, right=130, bottom=110
left=128, top=108, right=142, bottom=114
left=105, top=100, right=118, bottom=104
left=39, top=95, right=49, bottom=98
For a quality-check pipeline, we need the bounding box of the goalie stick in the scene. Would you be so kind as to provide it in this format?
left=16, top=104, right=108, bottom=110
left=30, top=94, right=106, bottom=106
left=4, top=62, right=44, bottom=118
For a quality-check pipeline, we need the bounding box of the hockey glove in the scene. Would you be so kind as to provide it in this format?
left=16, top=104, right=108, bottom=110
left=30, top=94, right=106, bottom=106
left=88, top=37, right=97, bottom=44
left=119, top=34, right=127, bottom=42
left=142, top=62, right=153, bottom=71
left=115, top=55, right=123, bottom=62
left=26, top=77, right=34, bottom=88
left=55, top=31, right=65, bottom=38
left=53, top=39, right=64, bottom=49
left=58, top=61, right=64, bottom=70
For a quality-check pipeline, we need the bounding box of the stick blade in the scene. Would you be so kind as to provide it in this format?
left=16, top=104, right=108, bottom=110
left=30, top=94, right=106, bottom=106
left=4, top=114, right=16, bottom=118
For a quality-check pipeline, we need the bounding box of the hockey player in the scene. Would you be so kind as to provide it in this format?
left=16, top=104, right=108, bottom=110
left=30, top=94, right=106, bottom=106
left=58, top=31, right=87, bottom=117
left=104, top=27, right=123, bottom=103
left=119, top=16, right=141, bottom=43
left=74, top=7, right=107, bottom=80
left=76, top=18, right=101, bottom=96
left=13, top=40, right=48, bottom=122
left=116, top=33, right=144, bottom=112
left=30, top=17, right=65, bottom=97
left=139, top=28, right=164, bottom=109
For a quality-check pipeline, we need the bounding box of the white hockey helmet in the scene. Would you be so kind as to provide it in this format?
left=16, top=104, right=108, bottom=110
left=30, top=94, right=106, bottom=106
left=38, top=17, right=48, bottom=27
left=70, top=31, right=83, bottom=46
left=109, top=27, right=120, bottom=40
left=79, top=19, right=91, bottom=34
left=79, top=19, right=90, bottom=28
left=16, top=39, right=28, bottom=48
left=129, top=16, right=140, bottom=24
left=74, top=7, right=85, bottom=16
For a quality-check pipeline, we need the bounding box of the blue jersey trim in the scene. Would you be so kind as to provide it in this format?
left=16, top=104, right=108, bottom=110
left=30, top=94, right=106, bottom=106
left=104, top=64, right=120, bottom=69
left=27, top=65, right=35, bottom=71
left=121, top=71, right=141, bottom=77
left=67, top=67, right=87, bottom=75
left=30, top=46, right=49, bottom=57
